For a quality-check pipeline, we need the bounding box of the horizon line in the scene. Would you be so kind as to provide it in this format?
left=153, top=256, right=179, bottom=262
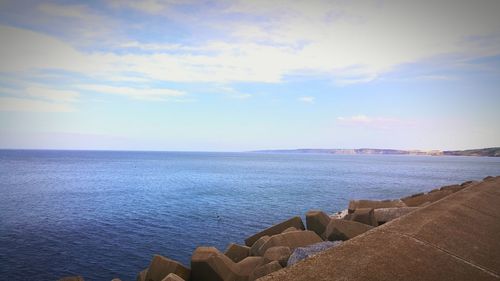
left=0, top=146, right=498, bottom=153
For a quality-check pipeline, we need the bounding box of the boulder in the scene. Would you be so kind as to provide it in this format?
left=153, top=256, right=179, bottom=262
left=191, top=247, right=264, bottom=281
left=348, top=199, right=406, bottom=213
left=439, top=184, right=465, bottom=193
left=287, top=241, right=342, bottom=267
left=160, top=273, right=184, bottom=281
left=282, top=227, right=299, bottom=233
left=401, top=193, right=432, bottom=207
left=406, top=192, right=424, bottom=198
left=425, top=189, right=454, bottom=201
left=323, top=219, right=374, bottom=241
left=236, top=256, right=266, bottom=276
left=460, top=180, right=478, bottom=187
left=483, top=176, right=494, bottom=181
left=248, top=261, right=282, bottom=281
left=374, top=207, right=419, bottom=224
left=244, top=216, right=305, bottom=247
left=306, top=210, right=331, bottom=237
left=263, top=246, right=292, bottom=267
left=58, top=277, right=84, bottom=281
left=137, top=268, right=148, bottom=281
left=111, top=279, right=122, bottom=281
left=250, top=235, right=270, bottom=256
left=191, top=247, right=241, bottom=281
left=330, top=209, right=348, bottom=220
left=258, top=230, right=323, bottom=256
left=342, top=213, right=354, bottom=221
left=402, top=189, right=453, bottom=207
left=224, top=243, right=250, bottom=263
left=350, top=208, right=378, bottom=226
left=145, top=255, right=190, bottom=281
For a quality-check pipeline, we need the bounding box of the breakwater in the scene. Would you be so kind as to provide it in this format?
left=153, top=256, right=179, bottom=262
left=58, top=176, right=500, bottom=281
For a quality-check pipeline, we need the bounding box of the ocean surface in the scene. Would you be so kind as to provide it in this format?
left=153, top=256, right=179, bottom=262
left=0, top=150, right=499, bottom=281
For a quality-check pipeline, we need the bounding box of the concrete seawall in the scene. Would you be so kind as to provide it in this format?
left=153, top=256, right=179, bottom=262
left=259, top=177, right=500, bottom=281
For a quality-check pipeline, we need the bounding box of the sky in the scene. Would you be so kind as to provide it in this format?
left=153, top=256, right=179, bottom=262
left=0, top=0, right=499, bottom=151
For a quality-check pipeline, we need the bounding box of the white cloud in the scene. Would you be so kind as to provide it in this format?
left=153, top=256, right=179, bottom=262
left=0, top=97, right=75, bottom=112
left=337, top=115, right=374, bottom=124
left=107, top=0, right=170, bottom=14
left=77, top=84, right=185, bottom=101
left=37, top=3, right=120, bottom=45
left=2, top=0, right=500, bottom=85
left=25, top=87, right=79, bottom=103
left=298, top=96, right=315, bottom=104
left=38, top=3, right=93, bottom=20
left=119, top=41, right=188, bottom=51
left=107, top=0, right=199, bottom=14
left=0, top=85, right=79, bottom=112
left=215, top=85, right=252, bottom=99
left=0, top=25, right=94, bottom=73
left=337, top=115, right=415, bottom=129
left=221, top=0, right=500, bottom=82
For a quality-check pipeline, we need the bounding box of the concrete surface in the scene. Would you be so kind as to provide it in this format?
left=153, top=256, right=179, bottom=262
left=258, top=176, right=500, bottom=281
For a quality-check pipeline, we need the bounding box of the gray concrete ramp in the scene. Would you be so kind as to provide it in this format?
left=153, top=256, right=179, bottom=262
left=259, top=177, right=500, bottom=281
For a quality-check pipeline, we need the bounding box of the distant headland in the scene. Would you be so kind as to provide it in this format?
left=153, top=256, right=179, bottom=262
left=252, top=147, right=500, bottom=157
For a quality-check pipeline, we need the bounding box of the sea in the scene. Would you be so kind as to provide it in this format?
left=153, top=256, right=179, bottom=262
left=1, top=150, right=499, bottom=281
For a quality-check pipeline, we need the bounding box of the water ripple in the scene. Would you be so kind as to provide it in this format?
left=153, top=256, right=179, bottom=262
left=1, top=150, right=499, bottom=281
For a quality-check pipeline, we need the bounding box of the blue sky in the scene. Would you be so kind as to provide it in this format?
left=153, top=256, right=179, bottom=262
left=0, top=0, right=499, bottom=151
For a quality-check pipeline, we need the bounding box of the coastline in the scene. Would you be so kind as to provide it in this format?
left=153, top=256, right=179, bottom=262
left=58, top=175, right=500, bottom=281
left=252, top=147, right=500, bottom=157
left=260, top=175, right=500, bottom=281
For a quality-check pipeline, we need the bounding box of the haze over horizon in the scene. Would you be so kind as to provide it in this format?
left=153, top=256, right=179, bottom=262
left=1, top=0, right=500, bottom=151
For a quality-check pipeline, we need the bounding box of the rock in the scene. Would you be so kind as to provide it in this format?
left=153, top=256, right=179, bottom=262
left=484, top=176, right=494, bottom=181
left=248, top=261, right=282, bottom=281
left=245, top=216, right=305, bottom=247
left=111, top=279, right=122, bottom=281
left=323, top=219, right=374, bottom=241
left=58, top=277, right=84, bottom=281
left=306, top=210, right=331, bottom=237
left=439, top=184, right=465, bottom=193
left=402, top=189, right=453, bottom=207
left=342, top=213, right=354, bottom=221
left=350, top=208, right=378, bottom=226
left=348, top=199, right=406, bottom=213
left=402, top=193, right=431, bottom=207
left=137, top=268, right=148, bottom=281
left=224, top=243, right=250, bottom=263
left=282, top=227, right=298, bottom=233
left=191, top=247, right=242, bottom=281
left=236, top=256, right=266, bottom=276
left=258, top=230, right=323, bottom=256
left=263, top=246, right=292, bottom=267
left=145, top=255, right=190, bottom=281
left=374, top=207, right=419, bottom=224
left=407, top=192, right=424, bottom=198
left=191, top=247, right=264, bottom=281
left=460, top=180, right=478, bottom=187
left=330, top=209, right=348, bottom=220
left=250, top=235, right=270, bottom=256
left=160, top=273, right=184, bottom=281
left=287, top=241, right=342, bottom=266
left=401, top=181, right=477, bottom=207
left=427, top=189, right=454, bottom=201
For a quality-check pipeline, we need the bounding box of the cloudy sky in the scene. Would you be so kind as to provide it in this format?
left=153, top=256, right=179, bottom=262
left=1, top=0, right=499, bottom=151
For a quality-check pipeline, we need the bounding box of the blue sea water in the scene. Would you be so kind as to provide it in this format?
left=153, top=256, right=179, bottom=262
left=0, top=150, right=499, bottom=281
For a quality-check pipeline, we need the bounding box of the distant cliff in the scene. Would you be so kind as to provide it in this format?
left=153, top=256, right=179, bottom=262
left=442, top=147, right=500, bottom=157
left=253, top=147, right=500, bottom=157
